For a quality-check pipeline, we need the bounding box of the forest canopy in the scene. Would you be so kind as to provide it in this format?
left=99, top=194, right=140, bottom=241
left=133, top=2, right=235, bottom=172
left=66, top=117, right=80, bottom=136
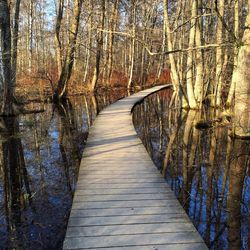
left=0, top=0, right=249, bottom=137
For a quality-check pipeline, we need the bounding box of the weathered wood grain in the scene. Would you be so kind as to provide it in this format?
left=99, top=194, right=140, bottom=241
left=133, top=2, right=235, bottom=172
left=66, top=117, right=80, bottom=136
left=63, top=85, right=207, bottom=249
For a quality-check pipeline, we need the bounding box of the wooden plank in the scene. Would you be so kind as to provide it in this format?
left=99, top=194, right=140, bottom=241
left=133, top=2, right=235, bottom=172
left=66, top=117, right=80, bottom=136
left=66, top=222, right=196, bottom=237
left=79, top=243, right=206, bottom=250
left=73, top=193, right=176, bottom=202
left=79, top=170, right=160, bottom=174
left=72, top=199, right=180, bottom=210
left=63, top=86, right=207, bottom=249
left=76, top=178, right=165, bottom=184
left=63, top=232, right=204, bottom=249
left=74, top=187, right=170, bottom=195
left=76, top=183, right=169, bottom=189
left=67, top=214, right=190, bottom=227
left=79, top=167, right=158, bottom=172
left=69, top=207, right=185, bottom=217
left=78, top=173, right=160, bottom=178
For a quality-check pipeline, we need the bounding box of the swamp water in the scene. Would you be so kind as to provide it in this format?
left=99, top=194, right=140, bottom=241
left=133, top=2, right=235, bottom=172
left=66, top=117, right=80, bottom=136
left=133, top=88, right=250, bottom=250
left=0, top=89, right=126, bottom=249
left=1, top=87, right=249, bottom=249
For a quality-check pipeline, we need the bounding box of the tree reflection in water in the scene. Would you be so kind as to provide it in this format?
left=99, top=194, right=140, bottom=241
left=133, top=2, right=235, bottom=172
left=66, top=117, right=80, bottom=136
left=0, top=89, right=127, bottom=249
left=133, top=88, right=250, bottom=250
left=0, top=117, right=31, bottom=249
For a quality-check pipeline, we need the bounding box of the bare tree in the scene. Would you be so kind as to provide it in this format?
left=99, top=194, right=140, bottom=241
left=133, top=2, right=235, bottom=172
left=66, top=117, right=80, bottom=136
left=54, top=0, right=83, bottom=101
left=55, top=0, right=65, bottom=75
left=90, top=0, right=105, bottom=91
left=186, top=0, right=198, bottom=109
left=233, top=0, right=250, bottom=138
left=0, top=0, right=14, bottom=115
left=214, top=0, right=225, bottom=107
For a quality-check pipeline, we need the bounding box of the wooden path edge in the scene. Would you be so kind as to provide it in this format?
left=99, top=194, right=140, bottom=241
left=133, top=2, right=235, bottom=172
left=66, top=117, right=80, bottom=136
left=63, top=85, right=208, bottom=250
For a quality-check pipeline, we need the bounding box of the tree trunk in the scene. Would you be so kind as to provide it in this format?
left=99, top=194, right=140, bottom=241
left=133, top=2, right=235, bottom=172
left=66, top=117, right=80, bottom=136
left=127, top=2, right=136, bottom=90
left=157, top=36, right=165, bottom=81
left=107, top=0, right=119, bottom=85
left=28, top=0, right=34, bottom=73
left=83, top=20, right=92, bottom=83
left=54, top=0, right=83, bottom=101
left=12, top=0, right=21, bottom=86
left=233, top=3, right=250, bottom=138
left=101, top=0, right=108, bottom=85
left=214, top=0, right=225, bottom=107
left=194, top=0, right=203, bottom=104
left=0, top=0, right=14, bottom=115
left=226, top=0, right=239, bottom=106
left=164, top=0, right=180, bottom=92
left=55, top=0, right=64, bottom=75
left=91, top=0, right=105, bottom=91
left=186, top=0, right=198, bottom=109
left=164, top=0, right=189, bottom=107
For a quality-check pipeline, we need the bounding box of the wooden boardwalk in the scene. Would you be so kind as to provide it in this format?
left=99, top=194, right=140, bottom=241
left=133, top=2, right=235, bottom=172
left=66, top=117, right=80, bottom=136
left=63, top=85, right=207, bottom=250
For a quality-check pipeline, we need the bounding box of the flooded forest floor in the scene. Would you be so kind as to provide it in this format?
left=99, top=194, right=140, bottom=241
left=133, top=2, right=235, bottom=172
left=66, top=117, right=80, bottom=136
left=133, top=89, right=250, bottom=250
left=0, top=86, right=249, bottom=249
left=0, top=88, right=127, bottom=249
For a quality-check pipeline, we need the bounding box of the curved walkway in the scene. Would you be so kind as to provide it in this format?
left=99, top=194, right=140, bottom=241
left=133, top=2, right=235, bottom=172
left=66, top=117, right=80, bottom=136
left=63, top=85, right=207, bottom=249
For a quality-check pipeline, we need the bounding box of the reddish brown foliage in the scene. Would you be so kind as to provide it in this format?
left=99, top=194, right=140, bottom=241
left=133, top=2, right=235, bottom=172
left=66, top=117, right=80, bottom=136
left=146, top=68, right=171, bottom=86
left=15, top=68, right=172, bottom=102
left=108, top=70, right=129, bottom=87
